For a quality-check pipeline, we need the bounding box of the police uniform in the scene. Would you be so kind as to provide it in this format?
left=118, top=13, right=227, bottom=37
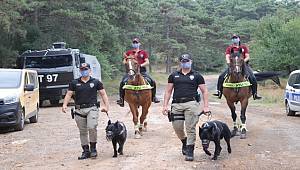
left=68, top=76, right=103, bottom=159
left=168, top=69, right=205, bottom=152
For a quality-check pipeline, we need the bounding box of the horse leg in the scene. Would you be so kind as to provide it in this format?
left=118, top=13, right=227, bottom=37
left=129, top=104, right=141, bottom=139
left=140, top=103, right=150, bottom=132
left=227, top=101, right=238, bottom=137
left=240, top=99, right=249, bottom=139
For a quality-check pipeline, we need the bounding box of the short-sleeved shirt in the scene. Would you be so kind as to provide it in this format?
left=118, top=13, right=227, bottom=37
left=68, top=77, right=103, bottom=105
left=125, top=49, right=149, bottom=73
left=168, top=70, right=205, bottom=99
left=225, top=44, right=249, bottom=58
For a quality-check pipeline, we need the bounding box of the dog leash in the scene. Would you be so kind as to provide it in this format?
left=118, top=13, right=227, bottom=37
left=199, top=111, right=212, bottom=122
left=105, top=111, right=112, bottom=122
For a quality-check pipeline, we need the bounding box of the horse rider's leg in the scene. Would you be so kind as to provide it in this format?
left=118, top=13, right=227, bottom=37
left=141, top=72, right=160, bottom=103
left=227, top=101, right=238, bottom=136
left=213, top=69, right=228, bottom=99
left=117, top=75, right=129, bottom=107
left=184, top=101, right=200, bottom=161
left=246, top=65, right=262, bottom=100
left=240, top=99, right=249, bottom=139
left=171, top=103, right=187, bottom=156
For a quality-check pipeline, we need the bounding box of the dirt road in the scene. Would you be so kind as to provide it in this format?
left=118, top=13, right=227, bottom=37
left=1, top=75, right=299, bottom=170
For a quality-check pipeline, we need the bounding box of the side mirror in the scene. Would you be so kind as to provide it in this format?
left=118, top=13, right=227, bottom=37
left=24, top=84, right=35, bottom=91
left=292, top=84, right=300, bottom=89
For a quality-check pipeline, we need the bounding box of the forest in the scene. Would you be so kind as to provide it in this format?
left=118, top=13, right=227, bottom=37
left=0, top=0, right=299, bottom=79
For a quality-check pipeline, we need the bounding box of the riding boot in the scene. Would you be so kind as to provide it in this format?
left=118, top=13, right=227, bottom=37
left=151, top=81, right=160, bottom=103
left=78, top=145, right=90, bottom=160
left=251, top=82, right=262, bottom=100
left=116, top=82, right=125, bottom=107
left=181, top=138, right=187, bottom=155
left=213, top=75, right=224, bottom=99
left=90, top=142, right=97, bottom=158
left=185, top=145, right=195, bottom=161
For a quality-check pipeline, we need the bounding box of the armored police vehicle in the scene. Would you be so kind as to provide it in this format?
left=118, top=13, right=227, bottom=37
left=16, top=42, right=101, bottom=105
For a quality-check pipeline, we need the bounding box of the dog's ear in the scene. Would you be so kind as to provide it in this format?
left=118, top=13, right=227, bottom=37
left=114, top=120, right=119, bottom=127
left=209, top=125, right=214, bottom=133
left=108, top=120, right=111, bottom=125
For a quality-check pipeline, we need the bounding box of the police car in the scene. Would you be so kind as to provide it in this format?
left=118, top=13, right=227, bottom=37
left=285, top=70, right=300, bottom=116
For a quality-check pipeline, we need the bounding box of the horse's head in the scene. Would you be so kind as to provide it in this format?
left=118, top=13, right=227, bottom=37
left=229, top=48, right=245, bottom=75
left=124, top=56, right=140, bottom=80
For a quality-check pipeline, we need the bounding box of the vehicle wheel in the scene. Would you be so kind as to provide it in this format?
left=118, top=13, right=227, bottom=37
left=15, top=108, right=25, bottom=131
left=286, top=102, right=296, bottom=116
left=50, top=100, right=60, bottom=106
left=29, top=107, right=39, bottom=123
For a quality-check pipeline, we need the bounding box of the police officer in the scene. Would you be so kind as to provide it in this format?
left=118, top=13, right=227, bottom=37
left=62, top=63, right=109, bottom=160
left=162, top=54, right=210, bottom=161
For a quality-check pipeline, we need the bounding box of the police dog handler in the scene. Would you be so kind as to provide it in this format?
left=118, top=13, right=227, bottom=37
left=162, top=54, right=210, bottom=161
left=62, top=63, right=109, bottom=160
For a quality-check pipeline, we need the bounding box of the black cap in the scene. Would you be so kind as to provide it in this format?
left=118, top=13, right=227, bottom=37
left=179, top=54, right=192, bottom=62
left=132, top=38, right=140, bottom=43
left=79, top=63, right=90, bottom=70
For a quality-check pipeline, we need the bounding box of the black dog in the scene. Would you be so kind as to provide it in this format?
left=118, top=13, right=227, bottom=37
left=199, top=120, right=232, bottom=160
left=105, top=120, right=127, bottom=157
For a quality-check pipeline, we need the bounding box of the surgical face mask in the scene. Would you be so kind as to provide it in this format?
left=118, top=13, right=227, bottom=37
left=80, top=70, right=89, bottom=77
left=180, top=62, right=192, bottom=69
left=132, top=43, right=140, bottom=49
left=232, top=38, right=240, bottom=44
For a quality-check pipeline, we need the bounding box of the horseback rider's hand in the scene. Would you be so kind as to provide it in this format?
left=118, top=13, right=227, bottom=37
left=162, top=106, right=168, bottom=116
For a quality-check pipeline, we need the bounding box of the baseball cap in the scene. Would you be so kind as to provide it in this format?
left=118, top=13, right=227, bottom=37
left=232, top=34, right=240, bottom=39
left=179, top=54, right=192, bottom=62
left=79, top=63, right=90, bottom=70
left=132, top=38, right=140, bottom=43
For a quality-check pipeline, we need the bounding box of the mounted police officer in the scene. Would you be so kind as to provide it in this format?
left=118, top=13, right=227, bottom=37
left=116, top=38, right=160, bottom=107
left=162, top=54, right=210, bottom=161
left=62, top=63, right=109, bottom=160
left=213, top=34, right=262, bottom=100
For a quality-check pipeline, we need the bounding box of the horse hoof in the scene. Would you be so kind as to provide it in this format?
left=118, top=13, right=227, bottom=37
left=134, top=131, right=141, bottom=139
left=240, top=129, right=246, bottom=139
left=231, top=127, right=240, bottom=137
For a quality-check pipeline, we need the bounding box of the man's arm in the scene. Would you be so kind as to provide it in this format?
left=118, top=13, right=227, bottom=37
left=198, top=84, right=210, bottom=112
left=244, top=53, right=250, bottom=63
left=62, top=90, right=74, bottom=113
left=99, top=89, right=109, bottom=112
left=225, top=54, right=231, bottom=64
left=162, top=83, right=174, bottom=115
left=141, top=58, right=149, bottom=67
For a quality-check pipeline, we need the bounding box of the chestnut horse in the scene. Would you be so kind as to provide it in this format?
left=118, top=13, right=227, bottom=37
left=123, top=56, right=152, bottom=139
left=223, top=48, right=252, bottom=139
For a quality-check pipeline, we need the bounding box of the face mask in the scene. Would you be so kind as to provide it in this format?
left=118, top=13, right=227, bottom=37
left=232, top=38, right=240, bottom=44
left=132, top=43, right=140, bottom=49
left=80, top=70, right=89, bottom=77
left=180, top=62, right=192, bottom=69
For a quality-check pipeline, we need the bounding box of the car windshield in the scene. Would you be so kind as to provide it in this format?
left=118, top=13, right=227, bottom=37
left=0, top=71, right=22, bottom=88
left=25, top=55, right=73, bottom=68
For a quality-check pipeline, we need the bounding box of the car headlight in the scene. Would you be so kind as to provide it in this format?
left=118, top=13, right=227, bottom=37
left=4, top=95, right=19, bottom=104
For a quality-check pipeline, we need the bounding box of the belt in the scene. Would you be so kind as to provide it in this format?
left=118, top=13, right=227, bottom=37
left=172, top=97, right=195, bottom=104
left=75, top=103, right=97, bottom=109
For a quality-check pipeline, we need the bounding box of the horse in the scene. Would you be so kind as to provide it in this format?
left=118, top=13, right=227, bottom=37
left=222, top=48, right=252, bottom=139
left=123, top=56, right=152, bottom=139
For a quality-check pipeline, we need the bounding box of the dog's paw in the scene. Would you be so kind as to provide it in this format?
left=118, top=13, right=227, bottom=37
left=113, top=154, right=117, bottom=158
left=228, top=148, right=232, bottom=153
left=119, top=152, right=124, bottom=155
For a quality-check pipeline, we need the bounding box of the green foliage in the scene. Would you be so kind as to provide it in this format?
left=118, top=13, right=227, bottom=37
left=0, top=0, right=299, bottom=77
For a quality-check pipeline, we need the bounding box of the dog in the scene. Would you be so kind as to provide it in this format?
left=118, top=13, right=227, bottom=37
left=105, top=120, right=127, bottom=157
left=199, top=120, right=232, bottom=160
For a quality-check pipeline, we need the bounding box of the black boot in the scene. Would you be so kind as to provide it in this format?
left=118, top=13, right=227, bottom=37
left=151, top=82, right=160, bottom=103
left=185, top=145, right=195, bottom=161
left=213, top=90, right=222, bottom=99
left=78, top=145, right=90, bottom=160
left=181, top=138, right=187, bottom=155
left=251, top=83, right=262, bottom=100
left=117, top=82, right=125, bottom=107
left=90, top=142, right=97, bottom=158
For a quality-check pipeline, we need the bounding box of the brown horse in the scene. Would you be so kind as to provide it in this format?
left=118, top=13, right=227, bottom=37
left=223, top=48, right=252, bottom=139
left=123, top=56, right=152, bottom=139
